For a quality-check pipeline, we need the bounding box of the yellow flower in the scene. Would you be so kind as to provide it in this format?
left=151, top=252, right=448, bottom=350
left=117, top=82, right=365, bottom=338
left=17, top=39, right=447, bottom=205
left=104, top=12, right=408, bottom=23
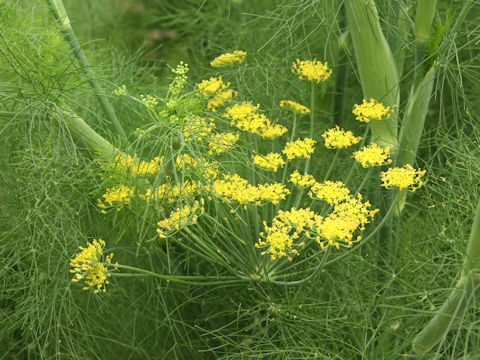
left=109, top=153, right=162, bottom=176
left=156, top=201, right=204, bottom=238
left=352, top=98, right=394, bottom=123
left=98, top=185, right=135, bottom=211
left=182, top=116, right=215, bottom=142
left=289, top=170, right=316, bottom=187
left=208, top=132, right=240, bottom=155
left=282, top=138, right=316, bottom=160
left=280, top=100, right=311, bottom=115
left=224, top=101, right=260, bottom=120
left=213, top=174, right=289, bottom=205
left=309, top=180, right=350, bottom=205
left=380, top=164, right=426, bottom=191
left=112, top=85, right=127, bottom=96
left=197, top=76, right=229, bottom=95
left=353, top=143, right=392, bottom=168
left=257, top=183, right=290, bottom=205
left=210, top=50, right=247, bottom=67
left=253, top=153, right=285, bottom=172
left=70, top=239, right=113, bottom=294
left=259, top=123, right=288, bottom=139
left=196, top=76, right=237, bottom=111
left=322, top=126, right=362, bottom=149
left=257, top=207, right=317, bottom=260
left=291, top=59, right=332, bottom=83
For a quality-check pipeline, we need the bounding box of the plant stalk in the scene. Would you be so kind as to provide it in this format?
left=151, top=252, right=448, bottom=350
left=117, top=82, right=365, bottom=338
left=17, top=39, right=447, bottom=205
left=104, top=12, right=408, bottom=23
left=46, top=0, right=127, bottom=139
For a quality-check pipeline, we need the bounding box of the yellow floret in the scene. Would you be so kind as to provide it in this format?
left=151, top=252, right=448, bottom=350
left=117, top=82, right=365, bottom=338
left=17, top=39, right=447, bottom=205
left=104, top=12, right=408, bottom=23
left=210, top=50, right=247, bottom=68
left=352, top=98, right=394, bottom=123
left=291, top=59, right=332, bottom=83
left=353, top=143, right=392, bottom=168
left=380, top=164, right=426, bottom=191
left=322, top=126, right=362, bottom=149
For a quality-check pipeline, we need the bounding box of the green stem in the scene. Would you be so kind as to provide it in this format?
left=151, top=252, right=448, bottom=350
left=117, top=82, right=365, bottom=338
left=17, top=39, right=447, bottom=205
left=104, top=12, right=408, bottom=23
left=304, top=82, right=315, bottom=174
left=414, top=0, right=438, bottom=73
left=46, top=0, right=127, bottom=139
left=113, top=264, right=244, bottom=286
left=56, top=107, right=118, bottom=156
left=412, top=202, right=480, bottom=354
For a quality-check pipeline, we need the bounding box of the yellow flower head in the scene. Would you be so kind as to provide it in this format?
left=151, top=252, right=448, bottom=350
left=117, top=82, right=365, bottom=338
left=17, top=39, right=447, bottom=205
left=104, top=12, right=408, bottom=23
left=197, top=76, right=229, bottom=95
left=109, top=153, right=162, bottom=176
left=70, top=239, right=113, bottom=294
left=352, top=98, right=394, bottom=123
left=380, top=164, right=426, bottom=191
left=197, top=76, right=237, bottom=111
left=253, top=153, right=285, bottom=172
left=289, top=170, right=316, bottom=187
left=257, top=207, right=318, bottom=260
left=282, top=138, right=316, bottom=160
left=280, top=100, right=311, bottom=115
left=291, top=59, right=332, bottom=83
left=224, top=101, right=260, bottom=121
left=156, top=201, right=204, bottom=238
left=98, top=185, right=135, bottom=211
left=182, top=116, right=215, bottom=142
left=353, top=143, right=392, bottom=168
left=309, top=180, right=350, bottom=205
left=210, top=50, right=247, bottom=68
left=322, top=126, right=362, bottom=149
left=208, top=132, right=240, bottom=155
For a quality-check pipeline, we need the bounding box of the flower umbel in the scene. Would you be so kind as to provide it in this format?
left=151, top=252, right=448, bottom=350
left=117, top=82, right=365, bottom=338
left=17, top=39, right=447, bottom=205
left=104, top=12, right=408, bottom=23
left=380, top=164, right=426, bottom=191
left=289, top=170, right=316, bottom=187
left=322, top=126, right=362, bottom=149
left=70, top=239, right=113, bottom=293
left=353, top=144, right=392, bottom=168
left=282, top=138, right=316, bottom=160
left=352, top=98, right=394, bottom=123
left=210, top=50, right=247, bottom=68
left=280, top=100, right=311, bottom=115
left=253, top=153, right=285, bottom=172
left=291, top=59, right=332, bottom=83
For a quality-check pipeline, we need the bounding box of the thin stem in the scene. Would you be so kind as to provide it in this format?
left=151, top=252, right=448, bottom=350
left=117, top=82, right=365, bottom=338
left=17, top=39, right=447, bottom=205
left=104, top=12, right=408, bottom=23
left=45, top=0, right=127, bottom=139
left=112, top=264, right=244, bottom=286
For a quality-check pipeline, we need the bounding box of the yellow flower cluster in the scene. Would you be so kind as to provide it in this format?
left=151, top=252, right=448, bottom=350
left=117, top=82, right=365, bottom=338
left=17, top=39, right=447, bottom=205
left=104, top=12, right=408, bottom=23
left=380, top=164, right=426, bottom=191
left=213, top=174, right=289, bottom=205
left=110, top=153, right=162, bottom=176
left=322, top=126, right=362, bottom=149
left=256, top=207, right=318, bottom=260
left=210, top=50, right=247, bottom=68
left=197, top=76, right=237, bottom=111
left=280, top=100, right=311, bottom=115
left=317, top=194, right=378, bottom=248
left=353, top=144, right=392, bottom=168
left=142, top=181, right=201, bottom=203
left=70, top=239, right=113, bottom=293
left=291, top=59, right=332, bottom=83
left=175, top=154, right=219, bottom=180
left=182, top=116, right=215, bottom=142
left=98, top=185, right=135, bottom=212
left=289, top=170, right=316, bottom=187
left=224, top=102, right=287, bottom=139
left=253, top=153, right=285, bottom=172
left=282, top=138, right=316, bottom=160
left=309, top=180, right=350, bottom=205
left=156, top=200, right=204, bottom=238
left=352, top=98, right=394, bottom=123
left=257, top=192, right=378, bottom=259
left=208, top=132, right=240, bottom=155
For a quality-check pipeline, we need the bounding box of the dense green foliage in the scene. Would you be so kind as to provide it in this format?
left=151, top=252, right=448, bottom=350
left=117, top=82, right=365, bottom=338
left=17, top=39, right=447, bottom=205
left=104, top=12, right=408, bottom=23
left=1, top=0, right=480, bottom=359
